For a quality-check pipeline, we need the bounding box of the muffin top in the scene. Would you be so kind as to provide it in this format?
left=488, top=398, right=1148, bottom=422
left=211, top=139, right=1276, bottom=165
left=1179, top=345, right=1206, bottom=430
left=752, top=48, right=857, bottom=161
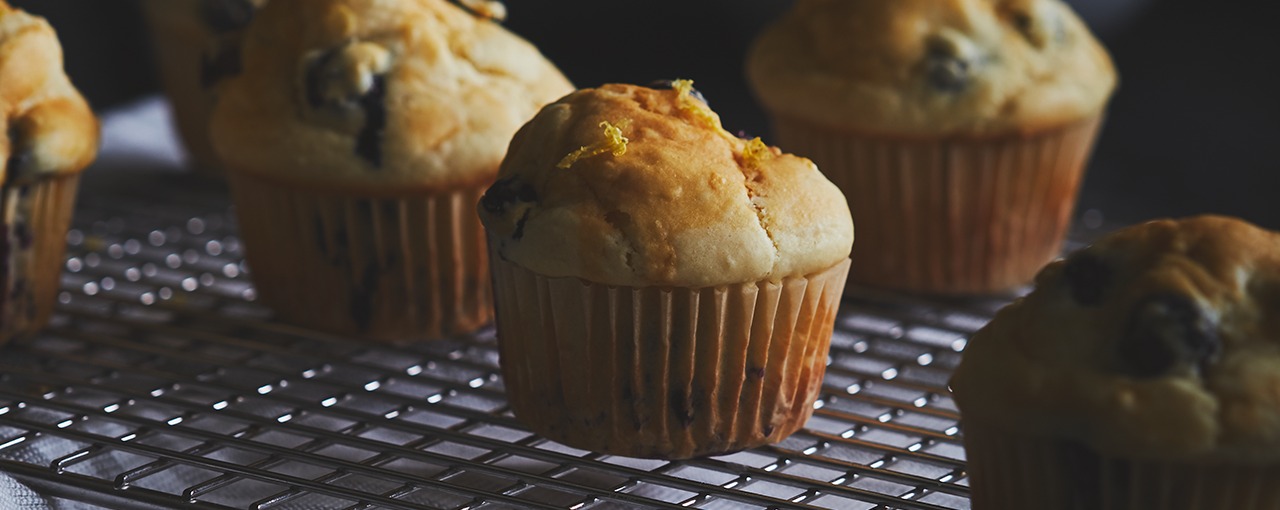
left=747, top=0, right=1116, bottom=137
left=478, top=82, right=854, bottom=288
left=210, top=0, right=573, bottom=193
left=0, top=2, right=99, bottom=186
left=951, top=216, right=1280, bottom=461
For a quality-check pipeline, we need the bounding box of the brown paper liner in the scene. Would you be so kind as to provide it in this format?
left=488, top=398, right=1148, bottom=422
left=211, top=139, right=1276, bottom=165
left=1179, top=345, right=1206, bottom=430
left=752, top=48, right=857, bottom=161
left=489, top=243, right=850, bottom=459
left=774, top=116, right=1103, bottom=294
left=226, top=171, right=492, bottom=342
left=964, top=423, right=1280, bottom=510
left=1, top=174, right=81, bottom=344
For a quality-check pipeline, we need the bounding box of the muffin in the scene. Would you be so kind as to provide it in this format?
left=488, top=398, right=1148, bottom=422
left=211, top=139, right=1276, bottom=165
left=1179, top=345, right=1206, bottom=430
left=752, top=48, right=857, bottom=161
left=141, top=0, right=268, bottom=172
left=479, top=82, right=854, bottom=459
left=951, top=216, right=1280, bottom=508
left=210, top=0, right=573, bottom=342
left=748, top=0, right=1116, bottom=294
left=1, top=2, right=100, bottom=343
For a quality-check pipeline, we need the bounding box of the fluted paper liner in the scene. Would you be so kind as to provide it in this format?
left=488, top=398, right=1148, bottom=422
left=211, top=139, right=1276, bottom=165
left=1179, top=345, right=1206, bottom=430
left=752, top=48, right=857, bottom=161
left=1, top=174, right=81, bottom=344
left=490, top=242, right=850, bottom=459
left=965, top=423, right=1280, bottom=510
left=227, top=171, right=492, bottom=342
left=775, top=116, right=1103, bottom=294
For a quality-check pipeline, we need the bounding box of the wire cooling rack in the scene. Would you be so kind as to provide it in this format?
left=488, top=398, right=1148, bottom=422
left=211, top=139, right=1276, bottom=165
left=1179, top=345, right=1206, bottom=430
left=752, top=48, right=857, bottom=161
left=0, top=172, right=1027, bottom=510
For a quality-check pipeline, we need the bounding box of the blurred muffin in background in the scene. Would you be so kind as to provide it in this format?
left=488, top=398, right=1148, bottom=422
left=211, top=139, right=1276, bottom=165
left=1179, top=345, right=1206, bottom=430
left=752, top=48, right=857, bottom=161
left=748, top=0, right=1116, bottom=294
left=952, top=216, right=1280, bottom=508
left=480, top=82, right=853, bottom=459
left=1, top=1, right=100, bottom=343
left=140, top=0, right=266, bottom=172
left=210, top=0, right=572, bottom=342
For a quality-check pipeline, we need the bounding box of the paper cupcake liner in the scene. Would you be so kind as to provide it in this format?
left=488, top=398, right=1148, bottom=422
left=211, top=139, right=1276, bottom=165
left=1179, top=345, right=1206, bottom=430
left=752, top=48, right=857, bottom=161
left=965, top=423, right=1280, bottom=510
left=774, top=116, right=1103, bottom=294
left=141, top=0, right=224, bottom=173
left=226, top=171, right=492, bottom=342
left=1, top=174, right=81, bottom=344
left=489, top=241, right=850, bottom=459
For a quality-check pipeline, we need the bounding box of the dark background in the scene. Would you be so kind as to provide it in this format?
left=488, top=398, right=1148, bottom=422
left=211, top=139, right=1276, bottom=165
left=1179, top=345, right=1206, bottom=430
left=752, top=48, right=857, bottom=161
left=11, top=0, right=1278, bottom=230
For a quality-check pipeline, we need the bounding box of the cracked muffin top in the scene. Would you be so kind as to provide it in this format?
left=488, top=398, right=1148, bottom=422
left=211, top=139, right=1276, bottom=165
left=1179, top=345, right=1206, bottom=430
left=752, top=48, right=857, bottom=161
left=951, top=216, right=1280, bottom=461
left=747, top=0, right=1116, bottom=137
left=209, top=0, right=573, bottom=193
left=0, top=2, right=99, bottom=186
left=478, top=82, right=854, bottom=288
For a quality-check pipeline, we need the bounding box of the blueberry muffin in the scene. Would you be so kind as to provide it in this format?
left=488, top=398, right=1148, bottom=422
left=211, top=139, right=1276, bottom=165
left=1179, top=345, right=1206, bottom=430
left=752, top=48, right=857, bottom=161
left=748, top=0, right=1116, bottom=294
left=141, top=0, right=268, bottom=172
left=479, top=82, right=854, bottom=459
left=1, top=2, right=100, bottom=343
left=210, top=0, right=572, bottom=342
left=952, top=216, right=1280, bottom=508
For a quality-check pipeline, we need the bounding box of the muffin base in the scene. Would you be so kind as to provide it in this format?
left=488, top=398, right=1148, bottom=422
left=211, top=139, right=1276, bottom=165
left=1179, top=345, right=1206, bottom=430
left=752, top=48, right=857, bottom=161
left=227, top=171, right=492, bottom=342
left=1, top=174, right=81, bottom=344
left=775, top=116, right=1103, bottom=294
left=965, top=423, right=1280, bottom=510
left=490, top=245, right=850, bottom=459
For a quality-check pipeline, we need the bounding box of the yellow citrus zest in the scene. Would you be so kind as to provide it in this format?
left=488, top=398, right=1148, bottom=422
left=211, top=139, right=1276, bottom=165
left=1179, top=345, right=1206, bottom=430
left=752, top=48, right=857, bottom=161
left=672, top=79, right=720, bottom=130
left=742, top=137, right=775, bottom=169
left=557, top=119, right=632, bottom=169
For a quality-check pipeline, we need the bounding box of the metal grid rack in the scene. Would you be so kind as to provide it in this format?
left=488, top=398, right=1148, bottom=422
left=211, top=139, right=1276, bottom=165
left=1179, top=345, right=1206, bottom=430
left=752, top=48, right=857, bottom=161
left=0, top=174, right=1020, bottom=510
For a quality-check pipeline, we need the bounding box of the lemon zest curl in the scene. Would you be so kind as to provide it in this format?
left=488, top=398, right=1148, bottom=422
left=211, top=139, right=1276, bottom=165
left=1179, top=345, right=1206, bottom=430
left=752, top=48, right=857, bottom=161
left=671, top=79, right=721, bottom=130
left=742, top=137, right=775, bottom=169
left=557, top=119, right=632, bottom=169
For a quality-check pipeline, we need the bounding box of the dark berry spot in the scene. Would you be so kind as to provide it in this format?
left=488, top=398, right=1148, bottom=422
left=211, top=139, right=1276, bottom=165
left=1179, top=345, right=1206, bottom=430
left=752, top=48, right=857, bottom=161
left=747, top=367, right=765, bottom=381
left=200, top=42, right=243, bottom=89
left=735, top=130, right=753, bottom=140
left=648, top=79, right=709, bottom=106
left=199, top=0, right=256, bottom=34
left=762, top=425, right=775, bottom=437
left=304, top=49, right=341, bottom=109
left=670, top=389, right=694, bottom=428
left=512, top=209, right=531, bottom=241
left=14, top=222, right=32, bottom=250
left=6, top=125, right=32, bottom=177
left=925, top=53, right=970, bottom=92
left=1062, top=253, right=1111, bottom=305
left=1012, top=12, right=1034, bottom=34
left=604, top=210, right=631, bottom=232
left=354, top=76, right=388, bottom=168
left=480, top=177, right=537, bottom=215
left=1120, top=293, right=1219, bottom=378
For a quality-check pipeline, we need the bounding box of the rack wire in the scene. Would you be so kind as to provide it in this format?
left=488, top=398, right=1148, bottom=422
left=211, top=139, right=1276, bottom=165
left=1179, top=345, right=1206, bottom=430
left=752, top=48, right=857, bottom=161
left=0, top=173, right=1022, bottom=510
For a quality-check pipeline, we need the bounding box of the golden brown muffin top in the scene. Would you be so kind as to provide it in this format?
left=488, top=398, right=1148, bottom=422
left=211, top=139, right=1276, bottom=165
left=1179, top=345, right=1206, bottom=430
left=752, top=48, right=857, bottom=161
left=209, top=0, right=573, bottom=193
left=952, top=216, right=1280, bottom=461
left=0, top=2, right=99, bottom=185
left=747, top=0, right=1116, bottom=137
left=478, top=82, right=854, bottom=288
